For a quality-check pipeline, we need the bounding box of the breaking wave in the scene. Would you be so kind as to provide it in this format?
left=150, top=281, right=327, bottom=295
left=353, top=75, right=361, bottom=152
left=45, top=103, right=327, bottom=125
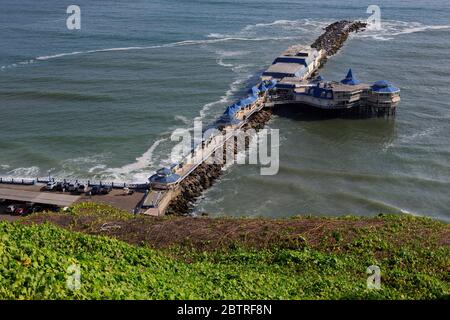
left=208, top=18, right=331, bottom=39
left=5, top=166, right=40, bottom=178
left=354, top=20, right=450, bottom=41
left=101, top=137, right=168, bottom=182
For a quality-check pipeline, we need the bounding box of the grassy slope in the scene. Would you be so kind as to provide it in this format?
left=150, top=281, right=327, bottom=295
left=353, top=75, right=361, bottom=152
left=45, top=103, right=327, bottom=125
left=0, top=204, right=449, bottom=299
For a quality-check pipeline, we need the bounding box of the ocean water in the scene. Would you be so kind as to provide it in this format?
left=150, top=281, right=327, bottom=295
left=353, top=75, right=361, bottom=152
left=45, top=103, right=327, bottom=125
left=1, top=0, right=449, bottom=221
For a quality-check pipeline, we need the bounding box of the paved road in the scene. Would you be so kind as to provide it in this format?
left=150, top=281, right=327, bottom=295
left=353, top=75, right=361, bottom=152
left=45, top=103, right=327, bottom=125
left=0, top=186, right=80, bottom=207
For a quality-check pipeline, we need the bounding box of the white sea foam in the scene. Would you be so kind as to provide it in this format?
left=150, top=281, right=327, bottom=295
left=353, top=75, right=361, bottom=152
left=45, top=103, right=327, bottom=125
left=354, top=20, right=450, bottom=41
left=0, top=36, right=293, bottom=71
left=174, top=115, right=191, bottom=125
left=5, top=166, right=40, bottom=178
left=215, top=49, right=249, bottom=68
left=88, top=164, right=107, bottom=173
left=399, top=126, right=441, bottom=144
left=208, top=18, right=330, bottom=39
left=101, top=137, right=168, bottom=182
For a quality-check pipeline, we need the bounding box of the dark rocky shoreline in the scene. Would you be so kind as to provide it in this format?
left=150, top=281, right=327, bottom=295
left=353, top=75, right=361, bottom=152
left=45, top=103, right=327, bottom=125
left=166, top=20, right=366, bottom=216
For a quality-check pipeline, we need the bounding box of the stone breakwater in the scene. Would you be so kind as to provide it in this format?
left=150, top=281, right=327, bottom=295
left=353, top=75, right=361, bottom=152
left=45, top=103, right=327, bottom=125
left=311, top=20, right=367, bottom=57
left=165, top=20, right=365, bottom=215
left=165, top=108, right=273, bottom=215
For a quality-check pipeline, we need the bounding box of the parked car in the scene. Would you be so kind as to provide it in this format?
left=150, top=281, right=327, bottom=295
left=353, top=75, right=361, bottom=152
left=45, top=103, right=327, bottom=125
left=13, top=206, right=28, bottom=216
left=6, top=204, right=17, bottom=213
left=67, top=182, right=78, bottom=192
left=100, top=185, right=112, bottom=194
left=88, top=185, right=99, bottom=195
left=89, top=185, right=112, bottom=195
left=60, top=182, right=71, bottom=192
left=45, top=181, right=58, bottom=191
left=123, top=187, right=134, bottom=195
left=30, top=206, right=43, bottom=214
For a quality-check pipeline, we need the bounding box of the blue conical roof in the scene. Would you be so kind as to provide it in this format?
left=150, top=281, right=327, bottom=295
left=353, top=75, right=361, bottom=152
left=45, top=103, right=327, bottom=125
left=313, top=75, right=324, bottom=82
left=372, top=80, right=400, bottom=93
left=346, top=69, right=353, bottom=79
left=341, top=68, right=361, bottom=85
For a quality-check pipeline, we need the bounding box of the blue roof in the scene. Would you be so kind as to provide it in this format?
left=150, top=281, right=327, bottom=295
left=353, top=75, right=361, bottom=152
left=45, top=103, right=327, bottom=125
left=314, top=75, right=324, bottom=82
left=258, top=82, right=268, bottom=92
left=239, top=95, right=257, bottom=107
left=340, top=68, right=361, bottom=85
left=265, top=79, right=277, bottom=89
left=249, top=86, right=260, bottom=96
left=275, top=83, right=295, bottom=89
left=224, top=104, right=240, bottom=116
left=273, top=56, right=307, bottom=66
left=373, top=80, right=391, bottom=87
left=149, top=172, right=180, bottom=184
left=156, top=167, right=172, bottom=176
left=372, top=80, right=400, bottom=93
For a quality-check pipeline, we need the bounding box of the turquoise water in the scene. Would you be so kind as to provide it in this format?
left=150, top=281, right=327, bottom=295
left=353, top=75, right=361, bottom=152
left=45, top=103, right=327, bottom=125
left=1, top=1, right=449, bottom=221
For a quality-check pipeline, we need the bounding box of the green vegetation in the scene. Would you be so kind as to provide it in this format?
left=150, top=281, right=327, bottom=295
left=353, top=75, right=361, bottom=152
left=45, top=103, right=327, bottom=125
left=0, top=207, right=448, bottom=299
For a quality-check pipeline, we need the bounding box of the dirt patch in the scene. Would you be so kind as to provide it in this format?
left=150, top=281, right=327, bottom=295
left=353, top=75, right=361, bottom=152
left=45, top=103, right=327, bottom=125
left=22, top=213, right=393, bottom=251
left=77, top=189, right=146, bottom=213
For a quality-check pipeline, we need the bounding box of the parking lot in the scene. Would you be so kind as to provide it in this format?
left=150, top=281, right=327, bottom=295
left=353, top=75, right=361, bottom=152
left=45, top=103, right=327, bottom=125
left=0, top=198, right=59, bottom=221
left=0, top=182, right=147, bottom=215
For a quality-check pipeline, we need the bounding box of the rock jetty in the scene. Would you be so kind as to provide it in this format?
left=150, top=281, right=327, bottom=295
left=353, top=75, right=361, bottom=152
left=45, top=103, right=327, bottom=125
left=311, top=20, right=367, bottom=57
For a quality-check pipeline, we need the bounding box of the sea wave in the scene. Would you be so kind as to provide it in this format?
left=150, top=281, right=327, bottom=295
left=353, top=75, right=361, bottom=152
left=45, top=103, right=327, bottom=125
left=0, top=36, right=296, bottom=71
left=100, top=137, right=168, bottom=182
left=354, top=20, right=450, bottom=41
left=5, top=166, right=40, bottom=178
left=208, top=18, right=331, bottom=39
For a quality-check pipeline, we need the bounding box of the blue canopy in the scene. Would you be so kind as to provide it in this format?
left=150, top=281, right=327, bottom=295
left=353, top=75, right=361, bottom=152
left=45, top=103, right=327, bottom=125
left=340, top=68, right=361, bottom=85
left=265, top=79, right=277, bottom=89
left=314, top=75, right=324, bottom=82
left=224, top=104, right=240, bottom=116
left=149, top=172, right=180, bottom=184
left=372, top=80, right=400, bottom=93
left=156, top=167, right=172, bottom=176
left=258, top=82, right=268, bottom=92
left=249, top=85, right=260, bottom=96
left=239, top=95, right=257, bottom=107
